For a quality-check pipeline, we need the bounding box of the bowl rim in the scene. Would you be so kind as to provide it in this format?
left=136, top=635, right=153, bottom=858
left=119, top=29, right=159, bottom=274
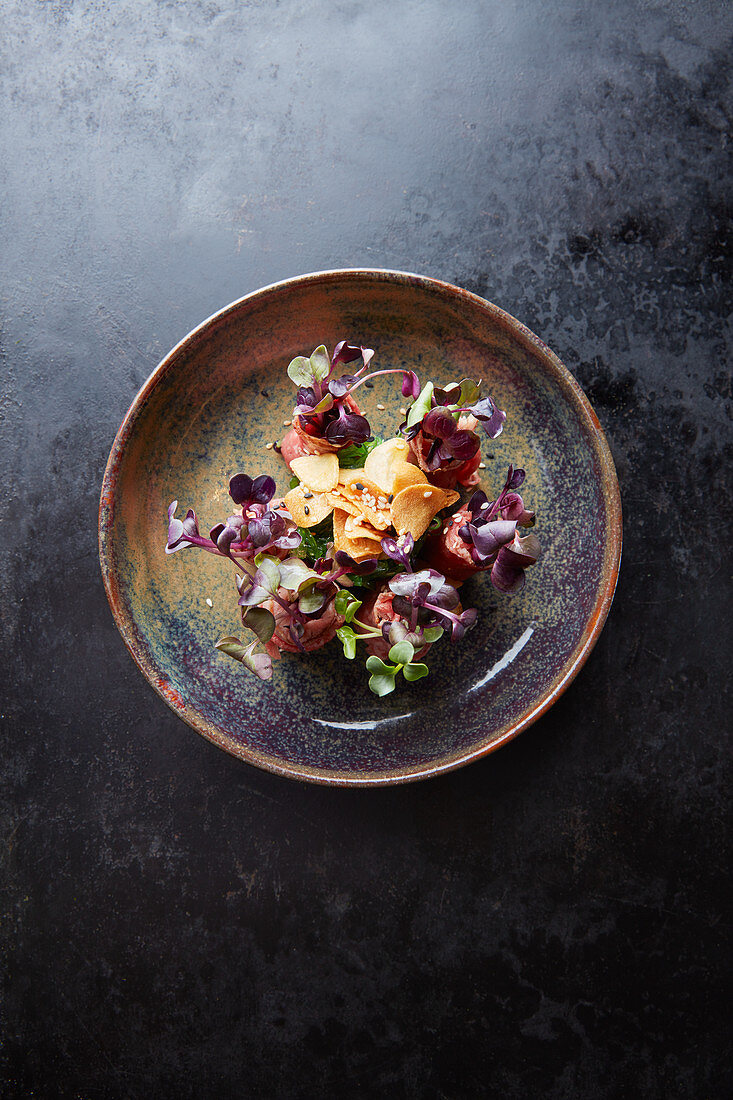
left=99, top=268, right=622, bottom=786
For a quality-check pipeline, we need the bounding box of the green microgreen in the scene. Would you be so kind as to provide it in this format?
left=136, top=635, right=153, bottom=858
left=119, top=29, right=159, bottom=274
left=364, top=641, right=431, bottom=695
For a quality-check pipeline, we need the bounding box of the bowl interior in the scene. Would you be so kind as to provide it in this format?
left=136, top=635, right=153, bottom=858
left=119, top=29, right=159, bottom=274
left=100, top=272, right=620, bottom=784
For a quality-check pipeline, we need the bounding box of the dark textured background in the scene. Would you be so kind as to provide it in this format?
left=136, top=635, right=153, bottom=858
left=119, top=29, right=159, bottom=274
left=1, top=1, right=730, bottom=1097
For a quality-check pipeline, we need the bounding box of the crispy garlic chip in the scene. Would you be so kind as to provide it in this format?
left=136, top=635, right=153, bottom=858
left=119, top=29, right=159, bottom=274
left=337, top=473, right=391, bottom=530
left=289, top=453, right=340, bottom=493
left=282, top=485, right=333, bottom=528
left=333, top=508, right=383, bottom=562
left=391, top=484, right=461, bottom=539
left=363, top=437, right=411, bottom=493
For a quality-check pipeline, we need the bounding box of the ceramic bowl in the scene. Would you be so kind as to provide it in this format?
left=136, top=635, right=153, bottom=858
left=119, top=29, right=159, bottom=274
left=99, top=270, right=621, bottom=785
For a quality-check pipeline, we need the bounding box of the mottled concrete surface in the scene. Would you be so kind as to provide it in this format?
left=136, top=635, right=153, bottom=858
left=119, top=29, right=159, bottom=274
left=1, top=1, right=730, bottom=1097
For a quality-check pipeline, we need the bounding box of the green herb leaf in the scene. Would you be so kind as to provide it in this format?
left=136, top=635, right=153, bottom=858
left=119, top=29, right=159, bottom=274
left=297, top=584, right=327, bottom=615
left=336, top=625, right=357, bottom=659
left=403, top=661, right=429, bottom=682
left=337, top=437, right=385, bottom=469
left=388, top=640, right=415, bottom=666
left=309, top=345, right=331, bottom=382
left=334, top=590, right=362, bottom=622
left=241, top=607, right=276, bottom=643
left=286, top=356, right=314, bottom=387
left=421, top=625, right=445, bottom=643
left=365, top=655, right=392, bottom=675
left=456, top=378, right=482, bottom=408
left=278, top=557, right=320, bottom=592
left=406, top=381, right=434, bottom=429
left=214, top=636, right=273, bottom=680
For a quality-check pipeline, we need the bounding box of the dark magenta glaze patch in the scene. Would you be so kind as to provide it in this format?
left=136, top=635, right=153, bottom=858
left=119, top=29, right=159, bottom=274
left=99, top=270, right=622, bottom=785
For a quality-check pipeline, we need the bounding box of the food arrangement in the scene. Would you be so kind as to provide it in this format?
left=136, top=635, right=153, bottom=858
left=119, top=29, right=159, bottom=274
left=166, top=341, right=540, bottom=695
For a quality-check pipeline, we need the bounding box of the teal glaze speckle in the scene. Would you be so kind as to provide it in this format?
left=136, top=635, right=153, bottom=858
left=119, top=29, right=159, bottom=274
left=99, top=270, right=622, bottom=785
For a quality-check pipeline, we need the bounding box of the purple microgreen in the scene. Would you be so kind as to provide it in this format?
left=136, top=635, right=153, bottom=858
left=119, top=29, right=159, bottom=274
left=229, top=473, right=276, bottom=508
left=422, top=406, right=456, bottom=440
left=499, top=492, right=536, bottom=527
left=464, top=519, right=517, bottom=563
left=490, top=532, right=541, bottom=594
left=331, top=341, right=374, bottom=372
left=432, top=382, right=462, bottom=406
left=323, top=407, right=372, bottom=446
left=241, top=606, right=276, bottom=643
left=380, top=533, right=414, bottom=571
left=166, top=501, right=200, bottom=553
left=401, top=370, right=421, bottom=399
left=388, top=568, right=475, bottom=641
left=247, top=511, right=278, bottom=548
left=389, top=568, right=451, bottom=605
left=470, top=395, right=506, bottom=439
left=287, top=620, right=307, bottom=653
left=446, top=428, right=480, bottom=462
left=506, top=465, right=526, bottom=490
left=327, top=374, right=359, bottom=398
left=294, top=387, right=334, bottom=417
left=209, top=520, right=242, bottom=556
left=214, top=636, right=273, bottom=681
left=465, top=489, right=489, bottom=522
left=237, top=556, right=281, bottom=607
left=333, top=551, right=378, bottom=576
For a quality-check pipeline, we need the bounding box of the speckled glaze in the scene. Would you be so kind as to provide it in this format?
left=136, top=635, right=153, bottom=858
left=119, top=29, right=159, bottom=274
left=99, top=270, right=621, bottom=785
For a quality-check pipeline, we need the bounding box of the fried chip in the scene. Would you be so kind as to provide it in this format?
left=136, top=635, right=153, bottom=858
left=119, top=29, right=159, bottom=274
left=282, top=485, right=333, bottom=528
left=338, top=466, right=364, bottom=484
left=344, top=515, right=383, bottom=542
left=323, top=491, right=362, bottom=517
left=363, top=437, right=411, bottom=493
left=290, top=453, right=339, bottom=493
left=391, top=483, right=454, bottom=539
left=391, top=462, right=429, bottom=495
left=333, top=508, right=382, bottom=562
left=338, top=473, right=391, bottom=530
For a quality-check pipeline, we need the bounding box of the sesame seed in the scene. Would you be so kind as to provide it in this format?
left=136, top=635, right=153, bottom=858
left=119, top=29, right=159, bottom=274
left=388, top=494, right=393, bottom=503
left=265, top=441, right=273, bottom=449
left=400, top=407, right=407, bottom=416
left=376, top=403, right=386, bottom=410
left=479, top=462, right=486, bottom=469
left=205, top=598, right=213, bottom=607
left=303, top=490, right=313, bottom=499
left=443, top=527, right=449, bottom=534
left=364, top=380, right=374, bottom=388
left=355, top=482, right=364, bottom=491
left=304, top=505, right=310, bottom=516
left=423, top=490, right=432, bottom=498
left=480, top=502, right=489, bottom=509
left=283, top=419, right=291, bottom=427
